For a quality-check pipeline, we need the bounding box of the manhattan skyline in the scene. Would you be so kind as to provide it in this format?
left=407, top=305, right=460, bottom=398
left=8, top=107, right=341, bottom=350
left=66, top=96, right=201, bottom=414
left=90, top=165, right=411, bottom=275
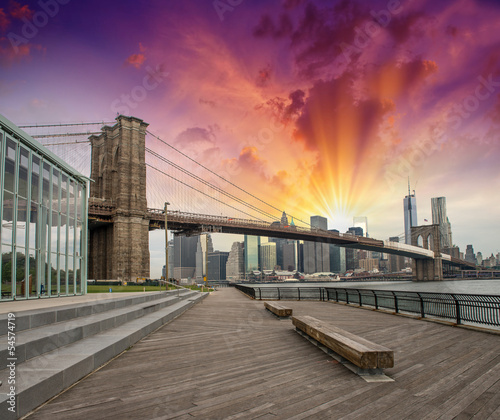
left=1, top=0, right=499, bottom=276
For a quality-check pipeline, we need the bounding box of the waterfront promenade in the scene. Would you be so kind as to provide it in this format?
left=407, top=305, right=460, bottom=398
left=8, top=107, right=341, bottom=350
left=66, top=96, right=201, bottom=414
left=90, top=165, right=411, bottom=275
left=28, top=288, right=500, bottom=419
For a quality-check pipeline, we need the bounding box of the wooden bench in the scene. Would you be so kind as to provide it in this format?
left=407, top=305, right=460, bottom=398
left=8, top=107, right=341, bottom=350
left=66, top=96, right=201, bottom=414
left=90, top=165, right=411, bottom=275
left=264, top=301, right=293, bottom=317
left=292, top=315, right=394, bottom=376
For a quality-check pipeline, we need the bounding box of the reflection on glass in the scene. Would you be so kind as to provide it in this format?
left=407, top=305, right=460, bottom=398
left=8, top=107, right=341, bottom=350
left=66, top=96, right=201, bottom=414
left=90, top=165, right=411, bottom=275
left=29, top=250, right=37, bottom=297
left=68, top=218, right=75, bottom=254
left=51, top=211, right=59, bottom=252
left=2, top=245, right=13, bottom=298
left=67, top=255, right=74, bottom=294
left=75, top=257, right=81, bottom=293
left=32, top=156, right=40, bottom=203
left=59, top=254, right=66, bottom=296
left=51, top=252, right=58, bottom=295
left=76, top=221, right=82, bottom=255
left=16, top=250, right=26, bottom=297
left=52, top=168, right=59, bottom=212
left=4, top=138, right=16, bottom=193
left=3, top=192, right=14, bottom=246
left=16, top=198, right=27, bottom=247
left=18, top=147, right=29, bottom=199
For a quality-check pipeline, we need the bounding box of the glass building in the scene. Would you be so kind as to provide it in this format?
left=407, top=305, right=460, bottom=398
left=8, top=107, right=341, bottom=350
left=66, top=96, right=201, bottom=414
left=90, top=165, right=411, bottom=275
left=0, top=114, right=88, bottom=300
left=244, top=235, right=260, bottom=274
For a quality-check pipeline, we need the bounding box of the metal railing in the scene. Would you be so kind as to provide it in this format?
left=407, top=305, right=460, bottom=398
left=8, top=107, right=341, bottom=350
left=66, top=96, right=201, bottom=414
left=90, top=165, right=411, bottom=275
left=235, top=285, right=500, bottom=327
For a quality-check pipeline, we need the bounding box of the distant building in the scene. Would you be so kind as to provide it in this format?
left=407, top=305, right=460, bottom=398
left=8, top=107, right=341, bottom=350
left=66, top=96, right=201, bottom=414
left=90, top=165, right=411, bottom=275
left=353, top=216, right=368, bottom=237
left=173, top=235, right=198, bottom=280
left=404, top=189, right=418, bottom=244
left=282, top=241, right=298, bottom=271
left=477, top=252, right=483, bottom=266
left=244, top=235, right=261, bottom=274
left=345, top=227, right=363, bottom=271
left=226, top=241, right=244, bottom=281
left=260, top=242, right=277, bottom=270
left=431, top=197, right=453, bottom=249
left=269, top=237, right=286, bottom=269
left=207, top=251, right=229, bottom=281
left=464, top=245, right=477, bottom=265
left=195, top=234, right=213, bottom=280
left=359, top=258, right=379, bottom=272
left=388, top=236, right=405, bottom=272
left=304, top=216, right=330, bottom=274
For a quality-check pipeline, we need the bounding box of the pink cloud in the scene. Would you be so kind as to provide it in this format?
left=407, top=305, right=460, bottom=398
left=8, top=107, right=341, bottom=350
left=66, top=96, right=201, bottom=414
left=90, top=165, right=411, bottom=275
left=9, top=1, right=34, bottom=20
left=125, top=43, right=147, bottom=69
left=0, top=9, right=10, bottom=31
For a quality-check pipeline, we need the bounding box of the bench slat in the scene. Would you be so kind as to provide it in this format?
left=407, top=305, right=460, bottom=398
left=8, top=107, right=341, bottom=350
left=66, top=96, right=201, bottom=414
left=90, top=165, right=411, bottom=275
left=293, top=315, right=394, bottom=369
left=264, top=302, right=292, bottom=317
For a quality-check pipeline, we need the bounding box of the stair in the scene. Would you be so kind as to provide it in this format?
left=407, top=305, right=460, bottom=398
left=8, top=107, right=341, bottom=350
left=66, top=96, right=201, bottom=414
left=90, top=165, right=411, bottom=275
left=0, top=289, right=208, bottom=419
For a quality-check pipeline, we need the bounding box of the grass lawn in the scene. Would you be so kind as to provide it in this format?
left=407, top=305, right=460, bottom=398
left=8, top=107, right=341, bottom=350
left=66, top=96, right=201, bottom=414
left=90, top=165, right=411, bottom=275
left=87, top=284, right=213, bottom=293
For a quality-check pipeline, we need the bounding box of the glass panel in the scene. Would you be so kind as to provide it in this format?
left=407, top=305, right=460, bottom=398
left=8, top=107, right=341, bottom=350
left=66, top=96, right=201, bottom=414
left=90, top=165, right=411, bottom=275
left=41, top=250, right=49, bottom=296
left=4, top=139, right=16, bottom=193
left=31, top=156, right=40, bottom=203
left=61, top=175, right=68, bottom=215
left=16, top=250, right=26, bottom=298
left=75, top=257, right=81, bottom=293
left=29, top=202, right=38, bottom=250
left=60, top=213, right=67, bottom=255
left=16, top=198, right=27, bottom=247
left=2, top=245, right=13, bottom=299
left=42, top=162, right=50, bottom=207
left=29, top=249, right=38, bottom=298
left=76, top=184, right=82, bottom=221
left=52, top=168, right=60, bottom=212
left=67, top=255, right=74, bottom=294
left=2, top=191, right=14, bottom=245
left=51, top=211, right=59, bottom=254
left=50, top=252, right=58, bottom=295
left=59, top=254, right=66, bottom=296
left=68, top=218, right=75, bottom=254
left=18, top=147, right=29, bottom=199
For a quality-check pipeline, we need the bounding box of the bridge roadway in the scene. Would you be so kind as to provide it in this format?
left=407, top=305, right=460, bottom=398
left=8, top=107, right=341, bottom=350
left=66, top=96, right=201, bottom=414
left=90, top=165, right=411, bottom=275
left=29, top=287, right=500, bottom=419
left=88, top=202, right=474, bottom=267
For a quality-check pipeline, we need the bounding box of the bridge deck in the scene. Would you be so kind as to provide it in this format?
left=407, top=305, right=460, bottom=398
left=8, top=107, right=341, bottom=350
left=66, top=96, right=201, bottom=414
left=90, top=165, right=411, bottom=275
left=29, top=288, right=500, bottom=419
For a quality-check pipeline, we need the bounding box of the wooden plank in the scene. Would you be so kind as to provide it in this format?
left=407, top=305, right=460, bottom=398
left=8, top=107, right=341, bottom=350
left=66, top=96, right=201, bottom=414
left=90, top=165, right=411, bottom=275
left=264, top=301, right=292, bottom=317
left=292, top=315, right=394, bottom=369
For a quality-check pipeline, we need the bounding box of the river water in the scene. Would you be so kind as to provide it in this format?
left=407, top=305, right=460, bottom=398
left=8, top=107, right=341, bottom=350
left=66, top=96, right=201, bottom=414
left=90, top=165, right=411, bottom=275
left=250, top=279, right=500, bottom=295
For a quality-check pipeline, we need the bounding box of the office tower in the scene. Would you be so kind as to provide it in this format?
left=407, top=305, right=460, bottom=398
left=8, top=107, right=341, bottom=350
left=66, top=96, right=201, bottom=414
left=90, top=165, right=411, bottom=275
left=280, top=211, right=289, bottom=226
left=173, top=235, right=198, bottom=279
left=304, top=216, right=330, bottom=274
left=404, top=187, right=418, bottom=244
left=226, top=241, right=244, bottom=281
left=353, top=217, right=368, bottom=237
left=476, top=252, right=483, bottom=266
left=348, top=226, right=364, bottom=237
left=162, top=240, right=175, bottom=280
left=345, top=227, right=363, bottom=271
left=195, top=234, right=214, bottom=280
left=329, top=229, right=346, bottom=273
left=283, top=241, right=298, bottom=271
left=465, top=245, right=477, bottom=264
left=244, top=235, right=261, bottom=274
left=260, top=242, right=277, bottom=270
left=388, top=236, right=405, bottom=272
left=431, top=197, right=453, bottom=249
left=207, top=251, right=229, bottom=281
left=269, top=237, right=286, bottom=269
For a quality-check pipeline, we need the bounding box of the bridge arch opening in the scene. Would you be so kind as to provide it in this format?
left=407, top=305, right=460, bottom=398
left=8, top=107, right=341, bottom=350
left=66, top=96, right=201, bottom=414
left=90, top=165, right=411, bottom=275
left=417, top=234, right=424, bottom=248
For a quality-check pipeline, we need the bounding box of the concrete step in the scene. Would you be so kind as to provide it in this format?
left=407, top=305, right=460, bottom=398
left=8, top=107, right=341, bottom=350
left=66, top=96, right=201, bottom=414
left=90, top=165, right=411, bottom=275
left=0, top=293, right=193, bottom=365
left=0, top=291, right=208, bottom=419
left=0, top=291, right=191, bottom=336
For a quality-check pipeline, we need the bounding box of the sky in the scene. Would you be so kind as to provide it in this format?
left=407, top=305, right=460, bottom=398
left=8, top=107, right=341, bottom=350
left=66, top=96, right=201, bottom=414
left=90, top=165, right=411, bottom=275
left=1, top=0, right=499, bottom=277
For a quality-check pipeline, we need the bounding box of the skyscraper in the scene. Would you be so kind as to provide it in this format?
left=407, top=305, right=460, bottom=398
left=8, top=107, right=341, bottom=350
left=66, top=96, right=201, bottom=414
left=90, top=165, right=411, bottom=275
left=404, top=187, right=418, bottom=245
left=353, top=217, right=368, bottom=237
left=431, top=197, right=453, bottom=249
left=173, top=235, right=198, bottom=279
left=260, top=242, right=277, bottom=270
left=244, top=235, right=261, bottom=274
left=226, top=241, right=244, bottom=281
left=304, top=216, right=330, bottom=274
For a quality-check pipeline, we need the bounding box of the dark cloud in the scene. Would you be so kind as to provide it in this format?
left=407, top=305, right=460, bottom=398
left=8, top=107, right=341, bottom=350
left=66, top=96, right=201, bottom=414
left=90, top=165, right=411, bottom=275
left=253, top=13, right=293, bottom=38
left=282, top=0, right=305, bottom=10
left=385, top=12, right=428, bottom=45
left=9, top=1, right=34, bottom=20
left=199, top=98, right=216, bottom=108
left=446, top=25, right=458, bottom=37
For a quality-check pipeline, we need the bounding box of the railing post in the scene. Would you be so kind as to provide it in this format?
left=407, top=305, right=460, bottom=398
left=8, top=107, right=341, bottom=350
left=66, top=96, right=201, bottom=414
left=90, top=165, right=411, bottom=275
left=373, top=290, right=378, bottom=309
left=298, top=287, right=301, bottom=301
left=417, top=292, right=425, bottom=318
left=336, top=289, right=338, bottom=302
left=452, top=294, right=461, bottom=324
left=345, top=289, right=349, bottom=305
left=392, top=291, right=399, bottom=313
left=358, top=289, right=362, bottom=307
left=258, top=288, right=261, bottom=300
left=277, top=287, right=280, bottom=300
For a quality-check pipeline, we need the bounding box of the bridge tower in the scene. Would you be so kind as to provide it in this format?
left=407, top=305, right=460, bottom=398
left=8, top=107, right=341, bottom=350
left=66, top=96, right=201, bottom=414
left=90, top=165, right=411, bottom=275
left=411, top=224, right=443, bottom=281
left=88, top=116, right=150, bottom=281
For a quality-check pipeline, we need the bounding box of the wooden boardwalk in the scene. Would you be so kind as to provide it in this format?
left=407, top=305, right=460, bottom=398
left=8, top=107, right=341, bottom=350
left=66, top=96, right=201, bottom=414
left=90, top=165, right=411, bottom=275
left=28, top=288, right=500, bottom=419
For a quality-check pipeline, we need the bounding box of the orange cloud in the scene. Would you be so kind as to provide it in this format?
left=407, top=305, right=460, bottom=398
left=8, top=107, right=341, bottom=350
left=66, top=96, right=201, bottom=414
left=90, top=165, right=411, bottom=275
left=125, top=43, right=147, bottom=68
left=9, top=1, right=34, bottom=20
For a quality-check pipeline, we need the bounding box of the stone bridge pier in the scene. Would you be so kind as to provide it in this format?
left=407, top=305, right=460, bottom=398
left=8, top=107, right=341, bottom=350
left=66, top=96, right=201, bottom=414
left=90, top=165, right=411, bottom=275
left=411, top=225, right=443, bottom=281
left=88, top=116, right=151, bottom=282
